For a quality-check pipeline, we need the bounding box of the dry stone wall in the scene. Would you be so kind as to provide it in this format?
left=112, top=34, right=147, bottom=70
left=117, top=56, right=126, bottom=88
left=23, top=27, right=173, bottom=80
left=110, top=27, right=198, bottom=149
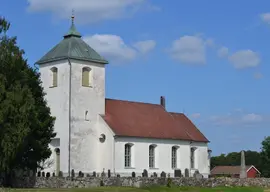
left=7, top=177, right=270, bottom=188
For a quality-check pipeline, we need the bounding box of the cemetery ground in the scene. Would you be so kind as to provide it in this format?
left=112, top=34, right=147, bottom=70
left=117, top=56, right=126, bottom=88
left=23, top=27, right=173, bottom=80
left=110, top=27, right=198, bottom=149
left=6, top=186, right=268, bottom=192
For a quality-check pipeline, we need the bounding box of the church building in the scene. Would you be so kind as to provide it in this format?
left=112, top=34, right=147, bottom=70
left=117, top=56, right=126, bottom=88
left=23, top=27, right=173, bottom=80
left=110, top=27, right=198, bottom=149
left=36, top=16, right=211, bottom=178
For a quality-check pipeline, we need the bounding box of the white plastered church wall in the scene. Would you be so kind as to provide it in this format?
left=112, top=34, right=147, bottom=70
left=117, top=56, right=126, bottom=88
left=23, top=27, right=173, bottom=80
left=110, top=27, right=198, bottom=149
left=113, top=137, right=210, bottom=177
left=96, top=115, right=116, bottom=173
left=39, top=58, right=106, bottom=175
left=69, top=59, right=105, bottom=173
left=39, top=60, right=70, bottom=174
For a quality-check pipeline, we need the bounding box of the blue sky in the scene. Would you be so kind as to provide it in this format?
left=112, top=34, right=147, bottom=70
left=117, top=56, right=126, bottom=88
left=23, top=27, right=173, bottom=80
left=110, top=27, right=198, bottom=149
left=2, top=0, right=270, bottom=156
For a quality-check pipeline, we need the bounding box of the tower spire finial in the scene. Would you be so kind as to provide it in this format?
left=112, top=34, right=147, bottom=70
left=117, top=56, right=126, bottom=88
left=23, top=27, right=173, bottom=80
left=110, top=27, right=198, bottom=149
left=71, top=9, right=75, bottom=24
left=63, top=9, right=82, bottom=38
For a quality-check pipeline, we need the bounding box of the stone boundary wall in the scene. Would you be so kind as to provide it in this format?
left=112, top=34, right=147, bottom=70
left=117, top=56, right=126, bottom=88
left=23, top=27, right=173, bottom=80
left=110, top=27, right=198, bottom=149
left=7, top=177, right=270, bottom=188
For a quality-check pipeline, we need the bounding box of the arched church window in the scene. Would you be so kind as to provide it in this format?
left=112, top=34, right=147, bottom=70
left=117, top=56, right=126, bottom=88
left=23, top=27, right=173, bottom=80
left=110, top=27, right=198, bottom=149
left=124, top=143, right=133, bottom=168
left=190, top=147, right=197, bottom=169
left=82, top=67, right=92, bottom=87
left=149, top=144, right=157, bottom=168
left=50, top=67, right=58, bottom=87
left=172, top=146, right=179, bottom=169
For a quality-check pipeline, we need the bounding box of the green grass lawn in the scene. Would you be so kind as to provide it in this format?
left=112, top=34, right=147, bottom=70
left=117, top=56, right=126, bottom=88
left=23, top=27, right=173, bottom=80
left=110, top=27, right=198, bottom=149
left=6, top=186, right=266, bottom=192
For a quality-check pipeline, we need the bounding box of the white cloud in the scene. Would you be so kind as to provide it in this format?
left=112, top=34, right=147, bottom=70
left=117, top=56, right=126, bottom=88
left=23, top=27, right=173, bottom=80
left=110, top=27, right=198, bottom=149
left=83, top=34, right=155, bottom=62
left=209, top=111, right=268, bottom=127
left=217, top=46, right=229, bottom=58
left=133, top=40, right=156, bottom=54
left=260, top=13, right=270, bottom=24
left=27, top=0, right=157, bottom=23
left=241, top=113, right=263, bottom=123
left=169, top=35, right=210, bottom=64
left=228, top=50, right=260, bottom=69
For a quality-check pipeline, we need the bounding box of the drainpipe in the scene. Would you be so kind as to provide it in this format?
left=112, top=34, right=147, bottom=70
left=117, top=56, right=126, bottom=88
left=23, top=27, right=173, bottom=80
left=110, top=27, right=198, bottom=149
left=189, top=141, right=192, bottom=177
left=113, top=136, right=116, bottom=175
left=67, top=58, right=72, bottom=177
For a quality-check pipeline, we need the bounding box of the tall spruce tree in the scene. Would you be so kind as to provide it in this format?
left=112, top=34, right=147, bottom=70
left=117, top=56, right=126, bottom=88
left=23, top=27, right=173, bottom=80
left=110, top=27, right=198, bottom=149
left=0, top=17, right=56, bottom=186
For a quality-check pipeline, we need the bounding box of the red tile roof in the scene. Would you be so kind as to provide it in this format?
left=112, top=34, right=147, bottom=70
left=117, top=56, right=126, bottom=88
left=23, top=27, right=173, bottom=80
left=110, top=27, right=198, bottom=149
left=103, top=98, right=209, bottom=142
left=211, top=165, right=256, bottom=175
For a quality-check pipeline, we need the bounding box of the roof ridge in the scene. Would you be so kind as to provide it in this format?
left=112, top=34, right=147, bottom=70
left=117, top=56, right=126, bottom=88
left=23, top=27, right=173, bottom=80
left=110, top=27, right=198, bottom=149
left=105, top=98, right=160, bottom=106
left=169, top=112, right=184, bottom=115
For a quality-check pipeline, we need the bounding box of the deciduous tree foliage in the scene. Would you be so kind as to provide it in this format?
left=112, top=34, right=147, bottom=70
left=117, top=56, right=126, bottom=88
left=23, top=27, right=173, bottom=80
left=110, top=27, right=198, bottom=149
left=211, top=151, right=261, bottom=169
left=259, top=136, right=270, bottom=177
left=211, top=144, right=270, bottom=177
left=0, top=16, right=56, bottom=185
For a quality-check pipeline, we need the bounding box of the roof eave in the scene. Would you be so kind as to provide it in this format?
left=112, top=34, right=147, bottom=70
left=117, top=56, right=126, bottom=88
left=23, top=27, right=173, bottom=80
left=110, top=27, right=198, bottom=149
left=113, top=134, right=209, bottom=142
left=36, top=56, right=109, bottom=65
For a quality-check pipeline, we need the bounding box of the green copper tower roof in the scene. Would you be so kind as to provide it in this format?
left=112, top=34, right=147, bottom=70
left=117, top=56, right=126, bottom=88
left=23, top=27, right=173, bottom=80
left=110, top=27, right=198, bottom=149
left=36, top=15, right=108, bottom=65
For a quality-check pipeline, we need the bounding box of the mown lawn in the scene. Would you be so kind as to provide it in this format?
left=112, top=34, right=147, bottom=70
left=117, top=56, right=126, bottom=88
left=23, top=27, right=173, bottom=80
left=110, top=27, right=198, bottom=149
left=6, top=186, right=266, bottom=192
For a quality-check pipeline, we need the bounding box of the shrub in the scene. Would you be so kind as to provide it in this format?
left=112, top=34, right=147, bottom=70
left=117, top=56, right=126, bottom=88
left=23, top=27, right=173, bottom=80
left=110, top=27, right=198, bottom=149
left=117, top=174, right=120, bottom=177
left=86, top=173, right=91, bottom=177
left=167, top=178, right=172, bottom=188
left=132, top=172, right=136, bottom=177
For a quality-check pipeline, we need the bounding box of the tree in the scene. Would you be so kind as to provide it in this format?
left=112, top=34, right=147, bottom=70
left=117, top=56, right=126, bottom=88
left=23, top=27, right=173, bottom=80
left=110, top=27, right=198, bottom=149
left=260, top=136, right=270, bottom=177
left=211, top=150, right=261, bottom=171
left=0, top=16, right=56, bottom=186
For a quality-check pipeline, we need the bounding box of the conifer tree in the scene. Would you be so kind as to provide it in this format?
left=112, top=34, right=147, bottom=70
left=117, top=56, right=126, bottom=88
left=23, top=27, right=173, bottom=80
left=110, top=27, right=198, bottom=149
left=0, top=16, right=56, bottom=186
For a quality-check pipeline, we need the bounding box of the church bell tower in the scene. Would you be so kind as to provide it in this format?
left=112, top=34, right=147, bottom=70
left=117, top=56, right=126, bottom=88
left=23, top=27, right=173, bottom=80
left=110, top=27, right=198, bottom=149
left=36, top=14, right=109, bottom=175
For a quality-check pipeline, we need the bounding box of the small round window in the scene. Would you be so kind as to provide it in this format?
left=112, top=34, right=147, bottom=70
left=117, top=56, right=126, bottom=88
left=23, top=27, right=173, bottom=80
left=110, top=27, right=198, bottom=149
left=99, top=134, right=106, bottom=143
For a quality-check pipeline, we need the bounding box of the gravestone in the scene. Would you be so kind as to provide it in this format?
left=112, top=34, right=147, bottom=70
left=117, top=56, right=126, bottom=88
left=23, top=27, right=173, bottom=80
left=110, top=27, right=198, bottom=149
left=174, top=169, right=182, bottom=177
left=184, top=168, right=189, bottom=177
left=194, top=173, right=203, bottom=179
